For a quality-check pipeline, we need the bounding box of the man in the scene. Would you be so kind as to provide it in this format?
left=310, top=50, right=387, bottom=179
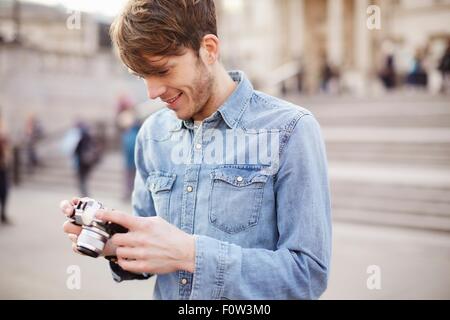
left=61, top=0, right=332, bottom=299
left=0, top=116, right=10, bottom=224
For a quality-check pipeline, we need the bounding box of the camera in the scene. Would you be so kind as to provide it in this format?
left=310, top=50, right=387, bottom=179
left=68, top=197, right=128, bottom=258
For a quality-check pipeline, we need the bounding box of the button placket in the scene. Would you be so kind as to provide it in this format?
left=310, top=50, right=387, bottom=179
left=178, top=165, right=200, bottom=299
left=192, top=133, right=203, bottom=164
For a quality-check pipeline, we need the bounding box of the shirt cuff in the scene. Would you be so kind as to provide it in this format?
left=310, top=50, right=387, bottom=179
left=190, top=235, right=238, bottom=300
left=108, top=259, right=152, bottom=283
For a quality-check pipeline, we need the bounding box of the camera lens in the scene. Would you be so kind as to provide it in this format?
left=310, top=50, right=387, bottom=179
left=76, top=222, right=110, bottom=258
left=77, top=246, right=99, bottom=258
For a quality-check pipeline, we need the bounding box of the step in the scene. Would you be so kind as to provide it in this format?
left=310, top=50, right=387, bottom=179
left=23, top=173, right=123, bottom=194
left=331, top=195, right=450, bottom=219
left=329, top=163, right=450, bottom=188
left=332, top=208, right=450, bottom=233
left=331, top=181, right=450, bottom=203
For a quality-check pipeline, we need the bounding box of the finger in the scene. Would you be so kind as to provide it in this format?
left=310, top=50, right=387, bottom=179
left=72, top=242, right=82, bottom=255
left=103, top=239, right=118, bottom=257
left=95, top=209, right=139, bottom=230
left=71, top=197, right=80, bottom=206
left=116, top=247, right=145, bottom=260
left=117, top=258, right=146, bottom=274
left=63, top=220, right=82, bottom=235
left=68, top=233, right=78, bottom=243
left=110, top=233, right=140, bottom=247
left=60, top=200, right=75, bottom=217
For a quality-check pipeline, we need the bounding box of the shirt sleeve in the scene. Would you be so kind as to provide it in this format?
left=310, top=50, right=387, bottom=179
left=108, top=258, right=152, bottom=283
left=190, top=113, right=332, bottom=299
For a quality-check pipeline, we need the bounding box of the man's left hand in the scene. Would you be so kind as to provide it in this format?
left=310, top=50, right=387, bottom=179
left=96, top=210, right=196, bottom=275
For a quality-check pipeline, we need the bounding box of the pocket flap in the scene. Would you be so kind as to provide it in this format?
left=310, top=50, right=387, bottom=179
left=211, top=167, right=269, bottom=187
left=146, top=171, right=176, bottom=193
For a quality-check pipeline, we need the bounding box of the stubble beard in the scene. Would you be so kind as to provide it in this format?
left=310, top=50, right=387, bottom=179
left=189, top=59, right=214, bottom=121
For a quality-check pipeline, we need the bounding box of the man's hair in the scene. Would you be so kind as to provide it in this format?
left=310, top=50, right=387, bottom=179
left=110, top=0, right=217, bottom=76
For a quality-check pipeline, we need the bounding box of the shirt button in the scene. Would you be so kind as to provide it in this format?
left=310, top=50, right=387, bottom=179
left=236, top=176, right=243, bottom=182
left=186, top=186, right=193, bottom=192
left=195, top=143, right=202, bottom=150
left=181, top=278, right=188, bottom=285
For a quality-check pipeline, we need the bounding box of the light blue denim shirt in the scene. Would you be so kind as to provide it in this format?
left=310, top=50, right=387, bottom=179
left=110, top=70, right=332, bottom=300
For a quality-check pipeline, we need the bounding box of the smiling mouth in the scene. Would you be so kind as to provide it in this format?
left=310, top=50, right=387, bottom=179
left=164, top=93, right=182, bottom=104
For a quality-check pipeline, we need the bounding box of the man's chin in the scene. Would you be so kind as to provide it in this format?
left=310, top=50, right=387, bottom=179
left=171, top=110, right=191, bottom=121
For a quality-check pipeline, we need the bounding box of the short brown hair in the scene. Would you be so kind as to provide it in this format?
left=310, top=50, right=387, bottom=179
left=110, top=0, right=217, bottom=76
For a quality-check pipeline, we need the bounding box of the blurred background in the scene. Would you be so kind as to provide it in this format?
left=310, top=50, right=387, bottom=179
left=0, top=0, right=449, bottom=299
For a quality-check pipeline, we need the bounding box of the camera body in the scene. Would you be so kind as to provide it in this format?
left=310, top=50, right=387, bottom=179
left=69, top=197, right=127, bottom=258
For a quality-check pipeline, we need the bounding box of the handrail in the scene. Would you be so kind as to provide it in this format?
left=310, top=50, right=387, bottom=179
left=259, top=61, right=301, bottom=93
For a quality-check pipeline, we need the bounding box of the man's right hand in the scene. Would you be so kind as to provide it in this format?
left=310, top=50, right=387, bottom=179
left=60, top=197, right=117, bottom=257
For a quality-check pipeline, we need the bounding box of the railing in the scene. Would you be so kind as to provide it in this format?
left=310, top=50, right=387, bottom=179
left=258, top=61, right=302, bottom=95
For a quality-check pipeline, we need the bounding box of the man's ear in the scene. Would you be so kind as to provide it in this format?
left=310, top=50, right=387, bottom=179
left=201, top=34, right=220, bottom=65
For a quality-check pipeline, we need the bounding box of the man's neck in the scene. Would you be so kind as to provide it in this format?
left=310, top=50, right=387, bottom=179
left=192, top=66, right=237, bottom=122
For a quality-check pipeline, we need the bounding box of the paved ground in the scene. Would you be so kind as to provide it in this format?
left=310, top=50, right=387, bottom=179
left=322, top=222, right=450, bottom=299
left=0, top=185, right=155, bottom=300
left=0, top=185, right=449, bottom=299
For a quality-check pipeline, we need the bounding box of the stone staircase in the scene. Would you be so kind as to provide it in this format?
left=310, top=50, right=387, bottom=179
left=298, top=93, right=450, bottom=232
left=328, top=163, right=450, bottom=232
left=21, top=150, right=125, bottom=199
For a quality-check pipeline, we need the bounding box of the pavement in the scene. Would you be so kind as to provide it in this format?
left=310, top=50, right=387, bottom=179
left=0, top=185, right=155, bottom=300
left=0, top=184, right=449, bottom=299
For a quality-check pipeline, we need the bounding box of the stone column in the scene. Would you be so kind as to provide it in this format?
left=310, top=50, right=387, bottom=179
left=327, top=0, right=344, bottom=68
left=342, top=0, right=355, bottom=69
left=288, top=0, right=304, bottom=61
left=303, top=0, right=327, bottom=93
left=354, top=0, right=371, bottom=95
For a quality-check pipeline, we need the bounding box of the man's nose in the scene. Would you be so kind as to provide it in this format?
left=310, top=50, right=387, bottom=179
left=145, top=78, right=167, bottom=100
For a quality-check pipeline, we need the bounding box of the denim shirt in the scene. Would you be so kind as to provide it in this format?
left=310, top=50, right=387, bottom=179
left=109, top=71, right=332, bottom=300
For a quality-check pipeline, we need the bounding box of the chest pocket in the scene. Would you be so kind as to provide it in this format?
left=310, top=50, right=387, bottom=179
left=146, top=171, right=176, bottom=222
left=209, top=166, right=269, bottom=234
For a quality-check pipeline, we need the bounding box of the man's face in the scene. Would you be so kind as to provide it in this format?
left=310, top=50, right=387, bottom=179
left=140, top=49, right=214, bottom=121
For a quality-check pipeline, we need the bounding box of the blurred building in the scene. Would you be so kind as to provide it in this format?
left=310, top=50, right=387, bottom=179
left=1, top=0, right=449, bottom=141
left=216, top=0, right=450, bottom=95
left=0, top=0, right=151, bottom=145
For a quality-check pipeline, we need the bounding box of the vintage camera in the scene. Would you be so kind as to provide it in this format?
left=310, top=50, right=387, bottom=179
left=68, top=197, right=128, bottom=258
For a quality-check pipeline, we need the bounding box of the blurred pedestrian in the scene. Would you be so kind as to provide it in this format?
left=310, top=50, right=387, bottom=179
left=73, top=122, right=100, bottom=197
left=321, top=62, right=333, bottom=93
left=321, top=60, right=340, bottom=94
left=117, top=109, right=140, bottom=200
left=115, top=94, right=134, bottom=132
left=0, top=116, right=11, bottom=224
left=406, top=48, right=428, bottom=88
left=379, top=54, right=396, bottom=90
left=24, top=113, right=44, bottom=173
left=438, top=40, right=450, bottom=94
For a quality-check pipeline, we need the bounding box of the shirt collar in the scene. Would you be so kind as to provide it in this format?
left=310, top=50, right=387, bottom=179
left=173, top=70, right=253, bottom=131
left=216, top=70, right=253, bottom=128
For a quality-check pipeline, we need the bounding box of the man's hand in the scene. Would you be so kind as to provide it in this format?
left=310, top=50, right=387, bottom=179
left=60, top=197, right=117, bottom=257
left=96, top=210, right=196, bottom=275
